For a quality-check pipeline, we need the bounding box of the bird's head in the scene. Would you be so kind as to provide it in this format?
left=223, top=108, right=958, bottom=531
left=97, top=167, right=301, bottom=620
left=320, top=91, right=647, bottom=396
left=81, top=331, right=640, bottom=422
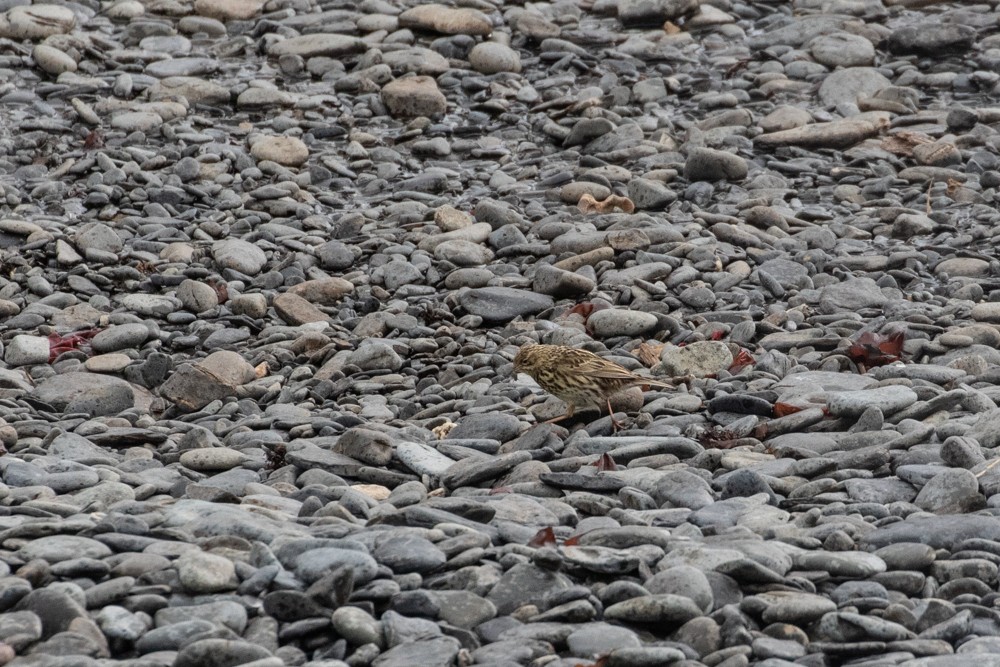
left=512, top=343, right=540, bottom=376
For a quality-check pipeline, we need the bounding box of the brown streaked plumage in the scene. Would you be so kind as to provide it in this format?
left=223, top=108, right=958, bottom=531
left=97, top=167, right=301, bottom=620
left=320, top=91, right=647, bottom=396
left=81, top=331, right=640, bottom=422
left=513, top=344, right=673, bottom=429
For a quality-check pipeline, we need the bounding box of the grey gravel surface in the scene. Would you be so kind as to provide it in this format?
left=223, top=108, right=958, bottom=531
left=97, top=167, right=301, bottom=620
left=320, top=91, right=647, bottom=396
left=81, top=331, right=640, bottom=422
left=0, top=0, right=999, bottom=666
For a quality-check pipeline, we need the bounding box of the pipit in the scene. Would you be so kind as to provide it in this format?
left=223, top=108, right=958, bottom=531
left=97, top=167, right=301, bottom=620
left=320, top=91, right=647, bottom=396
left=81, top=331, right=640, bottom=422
left=513, top=344, right=673, bottom=430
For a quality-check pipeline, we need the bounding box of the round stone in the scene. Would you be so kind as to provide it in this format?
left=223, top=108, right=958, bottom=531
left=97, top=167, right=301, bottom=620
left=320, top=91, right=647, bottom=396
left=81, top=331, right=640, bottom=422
left=250, top=136, right=309, bottom=167
left=32, top=44, right=76, bottom=75
left=809, top=32, right=876, bottom=67
left=176, top=551, right=237, bottom=593
left=469, top=42, right=522, bottom=74
left=587, top=309, right=659, bottom=338
left=213, top=239, right=267, bottom=275
left=177, top=279, right=220, bottom=313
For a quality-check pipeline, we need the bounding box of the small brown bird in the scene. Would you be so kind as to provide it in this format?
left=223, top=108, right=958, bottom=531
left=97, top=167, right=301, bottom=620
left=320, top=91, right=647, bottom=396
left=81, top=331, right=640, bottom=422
left=513, top=344, right=674, bottom=430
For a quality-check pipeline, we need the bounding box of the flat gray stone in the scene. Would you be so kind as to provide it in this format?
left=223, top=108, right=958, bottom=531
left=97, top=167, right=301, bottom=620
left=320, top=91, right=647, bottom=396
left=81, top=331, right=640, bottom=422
left=31, top=373, right=154, bottom=416
left=458, top=287, right=554, bottom=323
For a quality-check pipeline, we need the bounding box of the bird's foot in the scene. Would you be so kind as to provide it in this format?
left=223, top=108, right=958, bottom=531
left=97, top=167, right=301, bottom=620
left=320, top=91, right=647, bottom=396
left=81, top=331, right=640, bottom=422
left=609, top=413, right=627, bottom=432
left=544, top=404, right=575, bottom=425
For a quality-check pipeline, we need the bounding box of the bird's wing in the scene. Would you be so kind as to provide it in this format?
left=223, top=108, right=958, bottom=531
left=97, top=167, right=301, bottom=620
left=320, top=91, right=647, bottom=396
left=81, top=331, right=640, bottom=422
left=573, top=356, right=653, bottom=382
left=568, top=355, right=633, bottom=379
left=588, top=361, right=675, bottom=388
left=568, top=351, right=675, bottom=388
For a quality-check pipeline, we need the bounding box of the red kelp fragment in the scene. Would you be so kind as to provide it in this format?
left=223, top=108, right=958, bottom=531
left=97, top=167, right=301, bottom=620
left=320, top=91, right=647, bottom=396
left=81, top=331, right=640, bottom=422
left=773, top=402, right=804, bottom=418
left=728, top=349, right=755, bottom=373
left=527, top=526, right=557, bottom=548
left=207, top=279, right=229, bottom=304
left=563, top=301, right=610, bottom=324
left=48, top=328, right=100, bottom=362
left=594, top=452, right=617, bottom=472
left=83, top=129, right=104, bottom=150
left=846, top=330, right=905, bottom=372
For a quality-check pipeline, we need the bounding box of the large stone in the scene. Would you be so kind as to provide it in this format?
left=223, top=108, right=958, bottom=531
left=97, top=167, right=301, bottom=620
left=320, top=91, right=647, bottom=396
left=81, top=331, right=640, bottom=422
left=194, top=0, right=262, bottom=20
left=19, top=536, right=112, bottom=563
left=147, top=77, right=230, bottom=105
left=818, top=277, right=887, bottom=314
left=250, top=136, right=309, bottom=167
left=212, top=239, right=267, bottom=275
left=287, top=277, right=354, bottom=304
left=618, top=0, right=699, bottom=27
left=685, top=147, right=748, bottom=182
left=160, top=351, right=257, bottom=411
left=469, top=42, right=521, bottom=74
left=6, top=335, right=49, bottom=366
left=177, top=551, right=238, bottom=593
left=373, top=637, right=462, bottom=667
left=273, top=292, right=330, bottom=325
left=335, top=427, right=393, bottom=467
left=458, top=287, right=554, bottom=323
left=32, top=373, right=154, bottom=416
left=177, top=279, right=220, bottom=313
left=810, top=33, right=875, bottom=68
left=818, top=68, right=891, bottom=107
left=660, top=341, right=733, bottom=378
left=32, top=44, right=76, bottom=75
left=381, top=77, right=447, bottom=118
left=398, top=4, right=492, bottom=35
left=914, top=469, right=984, bottom=514
left=486, top=563, right=573, bottom=615
left=888, top=23, right=976, bottom=56
left=268, top=34, right=366, bottom=58
left=174, top=639, right=272, bottom=667
left=755, top=115, right=888, bottom=149
left=0, top=5, right=75, bottom=40
left=861, top=515, right=1000, bottom=550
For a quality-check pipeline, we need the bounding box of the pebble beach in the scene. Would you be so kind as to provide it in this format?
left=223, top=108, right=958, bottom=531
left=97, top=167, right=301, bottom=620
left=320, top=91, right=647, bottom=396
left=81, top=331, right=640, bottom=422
left=0, top=0, right=999, bottom=666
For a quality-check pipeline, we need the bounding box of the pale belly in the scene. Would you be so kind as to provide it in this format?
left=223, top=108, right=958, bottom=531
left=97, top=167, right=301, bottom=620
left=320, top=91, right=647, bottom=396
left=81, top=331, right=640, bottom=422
left=534, top=375, right=607, bottom=410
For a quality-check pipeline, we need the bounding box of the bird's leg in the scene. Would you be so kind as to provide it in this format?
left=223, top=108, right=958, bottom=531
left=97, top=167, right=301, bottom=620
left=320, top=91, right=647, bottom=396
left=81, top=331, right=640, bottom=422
left=545, top=403, right=575, bottom=424
left=606, top=397, right=626, bottom=432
